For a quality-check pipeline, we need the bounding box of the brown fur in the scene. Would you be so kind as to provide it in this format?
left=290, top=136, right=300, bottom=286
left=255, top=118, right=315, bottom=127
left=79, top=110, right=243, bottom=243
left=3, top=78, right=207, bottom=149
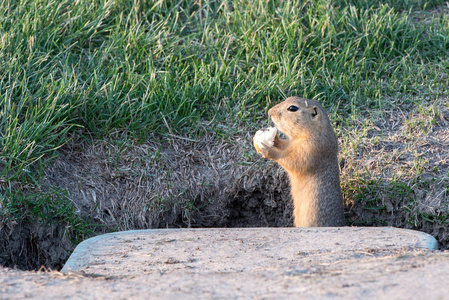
left=257, top=96, right=345, bottom=227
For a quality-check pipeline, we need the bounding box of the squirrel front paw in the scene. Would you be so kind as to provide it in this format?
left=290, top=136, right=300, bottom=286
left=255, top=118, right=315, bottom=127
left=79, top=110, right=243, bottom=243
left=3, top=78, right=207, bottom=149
left=253, top=127, right=277, bottom=158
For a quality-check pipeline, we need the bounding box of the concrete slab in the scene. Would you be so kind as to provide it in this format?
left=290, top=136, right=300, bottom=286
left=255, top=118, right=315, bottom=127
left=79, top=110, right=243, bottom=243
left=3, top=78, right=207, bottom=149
left=62, top=227, right=437, bottom=275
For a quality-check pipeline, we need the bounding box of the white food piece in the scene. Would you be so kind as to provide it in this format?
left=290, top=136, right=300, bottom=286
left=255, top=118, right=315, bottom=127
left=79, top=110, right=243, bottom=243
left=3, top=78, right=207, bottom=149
left=254, top=127, right=277, bottom=149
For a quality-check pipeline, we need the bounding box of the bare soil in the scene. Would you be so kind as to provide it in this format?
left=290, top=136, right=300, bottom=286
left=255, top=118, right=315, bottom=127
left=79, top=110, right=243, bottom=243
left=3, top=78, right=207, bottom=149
left=0, top=221, right=72, bottom=271
left=2, top=246, right=449, bottom=299
left=1, top=99, right=448, bottom=271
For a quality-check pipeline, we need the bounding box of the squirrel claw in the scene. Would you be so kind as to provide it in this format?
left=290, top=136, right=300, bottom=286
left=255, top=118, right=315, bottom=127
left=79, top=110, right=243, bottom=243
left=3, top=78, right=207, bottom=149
left=258, top=142, right=271, bottom=158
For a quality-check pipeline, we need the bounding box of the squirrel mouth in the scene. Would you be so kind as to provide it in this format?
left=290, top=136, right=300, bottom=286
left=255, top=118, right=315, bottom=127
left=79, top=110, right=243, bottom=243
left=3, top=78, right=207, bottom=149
left=271, top=122, right=288, bottom=140
left=277, top=130, right=288, bottom=140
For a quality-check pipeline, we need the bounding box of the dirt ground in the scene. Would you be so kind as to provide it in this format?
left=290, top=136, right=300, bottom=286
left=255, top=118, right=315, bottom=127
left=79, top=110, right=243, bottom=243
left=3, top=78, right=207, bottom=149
left=1, top=227, right=449, bottom=299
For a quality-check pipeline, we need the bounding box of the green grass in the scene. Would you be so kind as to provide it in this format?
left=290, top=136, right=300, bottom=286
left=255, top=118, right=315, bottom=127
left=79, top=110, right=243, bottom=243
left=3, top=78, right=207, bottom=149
left=1, top=0, right=449, bottom=244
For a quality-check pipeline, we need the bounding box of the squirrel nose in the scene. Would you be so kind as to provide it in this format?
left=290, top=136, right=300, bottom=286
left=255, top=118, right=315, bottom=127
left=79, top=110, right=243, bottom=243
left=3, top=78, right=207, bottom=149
left=268, top=107, right=277, bottom=116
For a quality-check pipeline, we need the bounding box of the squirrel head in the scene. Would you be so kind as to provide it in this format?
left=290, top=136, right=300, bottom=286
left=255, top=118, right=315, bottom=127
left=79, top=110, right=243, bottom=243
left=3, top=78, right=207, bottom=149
left=268, top=97, right=329, bottom=140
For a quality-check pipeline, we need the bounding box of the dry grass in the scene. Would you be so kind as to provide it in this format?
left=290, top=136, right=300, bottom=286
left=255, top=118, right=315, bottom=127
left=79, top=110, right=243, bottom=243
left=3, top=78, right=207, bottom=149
left=339, top=98, right=449, bottom=244
left=43, top=127, right=293, bottom=233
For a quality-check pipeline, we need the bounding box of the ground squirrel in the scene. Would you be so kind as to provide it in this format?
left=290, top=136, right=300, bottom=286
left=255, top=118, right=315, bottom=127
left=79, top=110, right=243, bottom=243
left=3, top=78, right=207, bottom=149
left=254, top=96, right=345, bottom=227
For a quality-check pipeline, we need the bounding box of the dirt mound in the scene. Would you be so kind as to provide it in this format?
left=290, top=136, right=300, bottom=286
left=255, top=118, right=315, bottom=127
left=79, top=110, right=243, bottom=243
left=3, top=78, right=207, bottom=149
left=42, top=131, right=294, bottom=230
left=1, top=99, right=449, bottom=270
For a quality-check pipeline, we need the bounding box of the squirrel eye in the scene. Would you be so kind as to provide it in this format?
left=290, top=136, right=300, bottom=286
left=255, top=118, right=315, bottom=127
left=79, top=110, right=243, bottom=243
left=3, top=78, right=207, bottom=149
left=287, top=105, right=299, bottom=112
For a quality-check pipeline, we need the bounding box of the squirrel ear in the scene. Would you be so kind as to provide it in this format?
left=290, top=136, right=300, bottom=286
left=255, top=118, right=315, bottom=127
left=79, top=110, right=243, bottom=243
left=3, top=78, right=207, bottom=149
left=311, top=106, right=319, bottom=118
